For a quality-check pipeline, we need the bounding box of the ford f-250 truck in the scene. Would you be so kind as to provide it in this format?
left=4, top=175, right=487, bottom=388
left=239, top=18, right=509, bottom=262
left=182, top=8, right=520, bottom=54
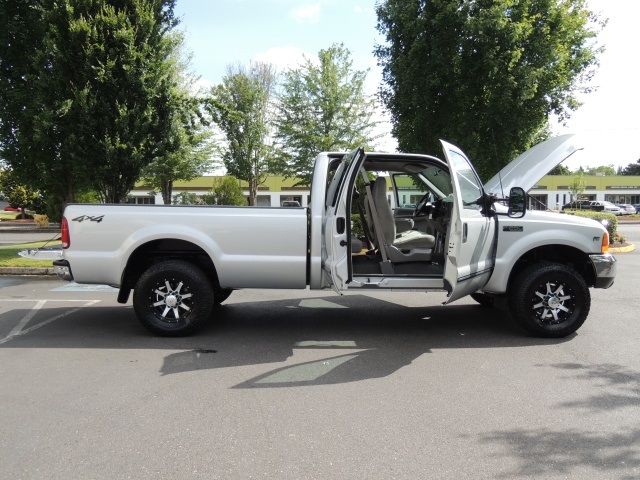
left=45, top=134, right=616, bottom=337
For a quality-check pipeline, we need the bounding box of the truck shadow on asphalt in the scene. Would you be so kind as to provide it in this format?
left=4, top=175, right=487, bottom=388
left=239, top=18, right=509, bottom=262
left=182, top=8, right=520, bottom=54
left=0, top=293, right=573, bottom=386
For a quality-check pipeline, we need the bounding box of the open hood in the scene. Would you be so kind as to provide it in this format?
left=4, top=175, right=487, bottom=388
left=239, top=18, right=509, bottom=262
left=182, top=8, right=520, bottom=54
left=483, top=134, right=582, bottom=196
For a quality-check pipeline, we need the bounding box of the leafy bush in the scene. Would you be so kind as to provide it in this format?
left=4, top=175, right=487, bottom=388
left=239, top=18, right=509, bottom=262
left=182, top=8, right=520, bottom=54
left=563, top=210, right=617, bottom=243
left=172, top=192, right=203, bottom=205
left=34, top=214, right=50, bottom=227
left=203, top=176, right=246, bottom=206
left=351, top=214, right=365, bottom=238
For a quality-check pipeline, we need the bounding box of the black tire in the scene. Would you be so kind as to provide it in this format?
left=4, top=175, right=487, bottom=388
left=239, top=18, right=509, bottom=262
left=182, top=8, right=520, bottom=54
left=470, top=292, right=494, bottom=307
left=214, top=288, right=233, bottom=305
left=509, top=263, right=590, bottom=338
left=133, top=260, right=214, bottom=337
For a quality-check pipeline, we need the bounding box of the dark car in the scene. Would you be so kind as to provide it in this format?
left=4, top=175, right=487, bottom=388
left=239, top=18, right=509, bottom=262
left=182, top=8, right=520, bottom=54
left=561, top=200, right=592, bottom=210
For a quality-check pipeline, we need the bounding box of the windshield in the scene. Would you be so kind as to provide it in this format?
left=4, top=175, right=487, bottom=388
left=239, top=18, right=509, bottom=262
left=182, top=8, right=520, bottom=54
left=419, top=165, right=453, bottom=198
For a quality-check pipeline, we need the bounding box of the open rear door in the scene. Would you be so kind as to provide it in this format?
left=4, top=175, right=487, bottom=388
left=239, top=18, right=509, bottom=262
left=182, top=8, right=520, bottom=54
left=441, top=141, right=495, bottom=304
left=322, top=148, right=365, bottom=291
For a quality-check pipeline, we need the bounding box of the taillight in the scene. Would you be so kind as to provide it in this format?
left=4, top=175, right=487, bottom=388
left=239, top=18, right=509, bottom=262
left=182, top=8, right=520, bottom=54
left=61, top=217, right=70, bottom=249
left=601, top=232, right=609, bottom=253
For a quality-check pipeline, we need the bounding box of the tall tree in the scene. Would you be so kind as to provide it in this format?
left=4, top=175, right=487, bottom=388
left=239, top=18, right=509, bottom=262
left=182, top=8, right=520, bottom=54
left=275, top=44, right=379, bottom=186
left=140, top=37, right=216, bottom=205
left=208, top=62, right=278, bottom=206
left=375, top=0, right=605, bottom=180
left=620, top=160, right=640, bottom=176
left=0, top=0, right=183, bottom=207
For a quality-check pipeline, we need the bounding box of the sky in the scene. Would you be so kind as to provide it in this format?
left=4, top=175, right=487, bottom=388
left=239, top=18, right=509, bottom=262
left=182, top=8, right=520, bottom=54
left=175, top=0, right=640, bottom=172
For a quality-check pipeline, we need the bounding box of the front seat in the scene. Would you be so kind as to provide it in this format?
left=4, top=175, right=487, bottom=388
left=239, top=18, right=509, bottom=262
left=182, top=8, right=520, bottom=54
left=369, top=177, right=435, bottom=262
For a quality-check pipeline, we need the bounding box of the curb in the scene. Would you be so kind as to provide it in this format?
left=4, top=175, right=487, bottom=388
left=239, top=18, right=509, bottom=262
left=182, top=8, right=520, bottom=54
left=609, top=243, right=636, bottom=254
left=0, top=267, right=58, bottom=276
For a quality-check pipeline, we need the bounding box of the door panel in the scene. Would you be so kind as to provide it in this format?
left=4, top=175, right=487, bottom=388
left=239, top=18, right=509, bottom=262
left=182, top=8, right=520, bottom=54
left=322, top=148, right=365, bottom=290
left=441, top=141, right=495, bottom=304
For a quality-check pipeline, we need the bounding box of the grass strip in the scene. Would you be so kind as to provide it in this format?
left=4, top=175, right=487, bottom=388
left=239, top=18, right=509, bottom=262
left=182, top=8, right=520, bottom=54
left=0, top=241, right=62, bottom=268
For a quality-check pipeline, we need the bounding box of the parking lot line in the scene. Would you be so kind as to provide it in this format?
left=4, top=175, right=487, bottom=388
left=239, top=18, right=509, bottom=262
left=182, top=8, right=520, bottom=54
left=6, top=299, right=46, bottom=339
left=0, top=300, right=100, bottom=345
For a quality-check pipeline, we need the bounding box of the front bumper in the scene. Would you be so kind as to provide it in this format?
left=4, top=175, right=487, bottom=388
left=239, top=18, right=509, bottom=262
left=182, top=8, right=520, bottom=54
left=589, top=253, right=617, bottom=289
left=53, top=260, right=74, bottom=282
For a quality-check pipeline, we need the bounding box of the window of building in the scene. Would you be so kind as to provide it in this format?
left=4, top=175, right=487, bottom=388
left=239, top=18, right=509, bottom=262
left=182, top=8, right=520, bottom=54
left=527, top=194, right=548, bottom=210
left=126, top=196, right=155, bottom=205
left=280, top=195, right=302, bottom=207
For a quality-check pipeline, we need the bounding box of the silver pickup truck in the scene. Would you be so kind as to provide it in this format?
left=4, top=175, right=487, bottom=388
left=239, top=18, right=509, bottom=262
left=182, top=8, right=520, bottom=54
left=47, top=134, right=616, bottom=337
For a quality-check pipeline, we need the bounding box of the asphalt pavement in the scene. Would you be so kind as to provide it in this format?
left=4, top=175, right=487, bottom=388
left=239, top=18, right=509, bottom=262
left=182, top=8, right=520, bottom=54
left=0, top=225, right=639, bottom=479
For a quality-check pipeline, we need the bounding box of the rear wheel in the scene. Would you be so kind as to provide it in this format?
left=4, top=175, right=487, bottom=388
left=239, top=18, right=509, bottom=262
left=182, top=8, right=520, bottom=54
left=133, top=260, right=214, bottom=337
left=509, top=263, right=590, bottom=338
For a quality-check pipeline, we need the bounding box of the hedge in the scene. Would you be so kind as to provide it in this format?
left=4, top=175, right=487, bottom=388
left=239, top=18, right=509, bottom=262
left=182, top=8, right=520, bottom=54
left=561, top=210, right=617, bottom=243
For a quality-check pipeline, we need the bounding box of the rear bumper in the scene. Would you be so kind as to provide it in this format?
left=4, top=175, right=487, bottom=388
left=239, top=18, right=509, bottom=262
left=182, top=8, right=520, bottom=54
left=53, top=260, right=74, bottom=282
left=589, top=253, right=616, bottom=289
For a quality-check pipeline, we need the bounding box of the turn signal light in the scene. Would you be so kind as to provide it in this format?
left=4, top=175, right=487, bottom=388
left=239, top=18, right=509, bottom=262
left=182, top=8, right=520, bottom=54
left=61, top=217, right=70, bottom=249
left=601, top=232, right=609, bottom=253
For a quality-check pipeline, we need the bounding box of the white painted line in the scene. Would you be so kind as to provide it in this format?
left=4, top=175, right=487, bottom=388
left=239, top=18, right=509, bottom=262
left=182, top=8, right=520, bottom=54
left=1, top=299, right=99, bottom=302
left=0, top=300, right=100, bottom=345
left=6, top=300, right=47, bottom=339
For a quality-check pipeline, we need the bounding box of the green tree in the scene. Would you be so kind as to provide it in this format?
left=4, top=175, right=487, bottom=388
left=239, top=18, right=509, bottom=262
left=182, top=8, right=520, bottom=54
left=275, top=44, right=379, bottom=186
left=620, top=160, right=640, bottom=176
left=0, top=0, right=184, bottom=208
left=139, top=34, right=216, bottom=205
left=569, top=171, right=586, bottom=201
left=208, top=62, right=278, bottom=206
left=375, top=0, right=605, bottom=180
left=0, top=168, right=41, bottom=219
left=584, top=165, right=616, bottom=176
left=548, top=164, right=572, bottom=175
left=202, top=176, right=246, bottom=206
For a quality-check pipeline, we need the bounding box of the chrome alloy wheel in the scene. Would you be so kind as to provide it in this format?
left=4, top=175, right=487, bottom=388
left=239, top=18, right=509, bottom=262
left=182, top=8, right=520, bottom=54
left=151, top=278, right=194, bottom=322
left=531, top=280, right=575, bottom=324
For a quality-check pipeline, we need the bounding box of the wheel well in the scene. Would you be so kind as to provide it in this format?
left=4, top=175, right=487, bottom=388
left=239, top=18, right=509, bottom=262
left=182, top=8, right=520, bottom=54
left=121, top=239, right=219, bottom=290
left=508, top=245, right=596, bottom=289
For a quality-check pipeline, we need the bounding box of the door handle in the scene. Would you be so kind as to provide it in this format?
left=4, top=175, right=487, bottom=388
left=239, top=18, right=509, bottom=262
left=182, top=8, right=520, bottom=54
left=463, top=222, right=468, bottom=243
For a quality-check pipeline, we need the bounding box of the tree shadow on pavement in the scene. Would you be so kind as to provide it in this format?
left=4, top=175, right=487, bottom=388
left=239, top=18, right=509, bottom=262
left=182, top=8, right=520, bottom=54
left=478, top=361, right=640, bottom=479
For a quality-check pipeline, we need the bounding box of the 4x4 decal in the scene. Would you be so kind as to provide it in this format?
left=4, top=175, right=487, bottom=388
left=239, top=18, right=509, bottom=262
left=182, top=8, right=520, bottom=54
left=72, top=215, right=104, bottom=223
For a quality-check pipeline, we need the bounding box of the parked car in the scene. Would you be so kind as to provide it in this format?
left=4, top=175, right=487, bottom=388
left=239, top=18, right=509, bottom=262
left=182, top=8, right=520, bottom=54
left=3, top=206, right=23, bottom=212
left=616, top=204, right=636, bottom=215
left=633, top=204, right=640, bottom=214
left=589, top=201, right=621, bottom=215
left=561, top=200, right=592, bottom=210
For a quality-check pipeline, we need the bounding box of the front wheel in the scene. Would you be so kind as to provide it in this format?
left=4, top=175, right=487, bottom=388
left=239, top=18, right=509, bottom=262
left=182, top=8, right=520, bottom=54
left=509, top=263, right=590, bottom=338
left=214, top=288, right=233, bottom=305
left=470, top=292, right=494, bottom=308
left=133, top=260, right=214, bottom=337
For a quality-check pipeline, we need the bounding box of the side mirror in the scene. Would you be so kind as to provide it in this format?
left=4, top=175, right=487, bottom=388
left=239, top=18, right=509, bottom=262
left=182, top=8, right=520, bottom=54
left=508, top=187, right=526, bottom=218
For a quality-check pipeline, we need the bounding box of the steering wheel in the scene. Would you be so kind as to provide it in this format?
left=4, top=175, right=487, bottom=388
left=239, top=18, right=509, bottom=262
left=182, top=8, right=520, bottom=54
left=413, top=193, right=433, bottom=217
